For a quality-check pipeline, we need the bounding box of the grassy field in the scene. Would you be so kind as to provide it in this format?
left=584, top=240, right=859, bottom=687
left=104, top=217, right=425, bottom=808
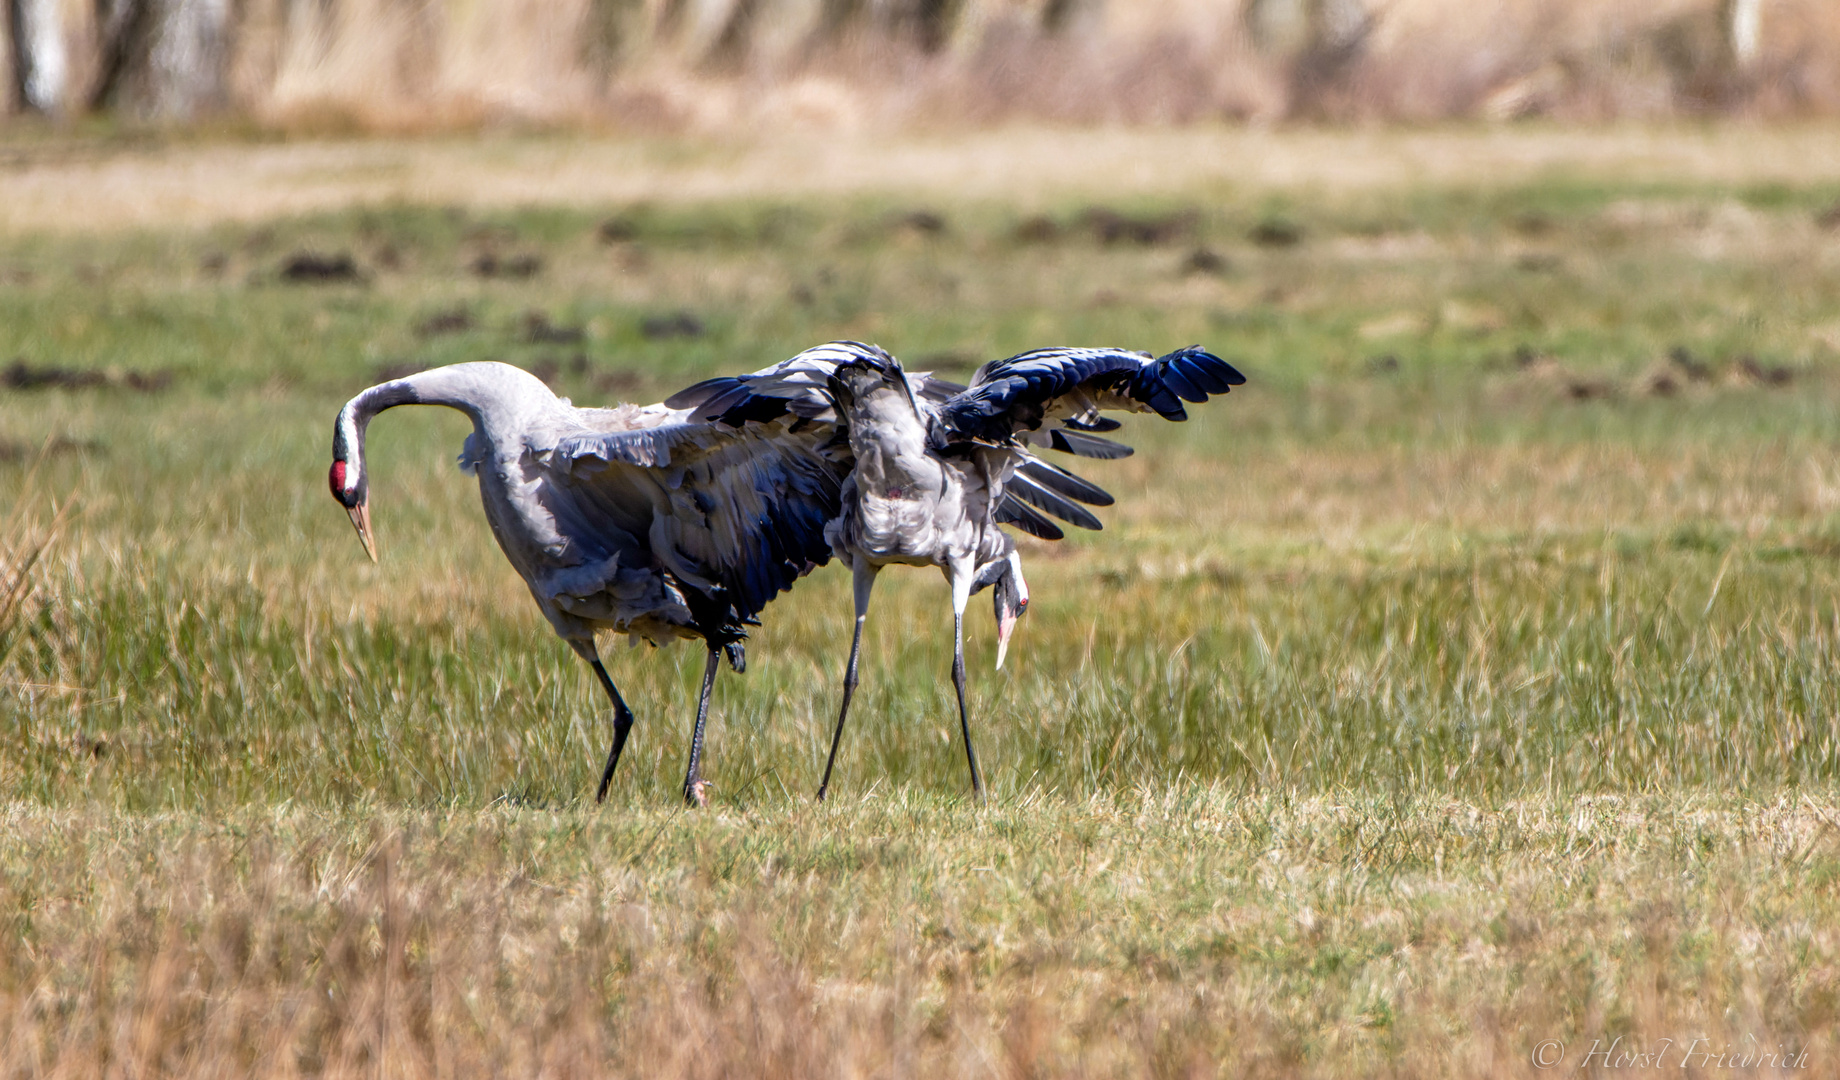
left=3, top=127, right=1840, bottom=1075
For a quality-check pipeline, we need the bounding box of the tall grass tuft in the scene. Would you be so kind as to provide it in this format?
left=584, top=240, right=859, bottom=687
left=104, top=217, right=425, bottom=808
left=0, top=442, right=72, bottom=674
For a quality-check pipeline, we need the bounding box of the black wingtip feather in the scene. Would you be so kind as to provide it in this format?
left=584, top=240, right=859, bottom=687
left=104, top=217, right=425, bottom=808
left=663, top=376, right=734, bottom=410
left=1158, top=346, right=1246, bottom=393
left=688, top=382, right=752, bottom=422
left=1017, top=457, right=1115, bottom=507
left=1159, top=363, right=1208, bottom=403
left=716, top=395, right=793, bottom=427
left=1009, top=476, right=1104, bottom=530
left=996, top=495, right=1065, bottom=541
left=1048, top=430, right=1134, bottom=460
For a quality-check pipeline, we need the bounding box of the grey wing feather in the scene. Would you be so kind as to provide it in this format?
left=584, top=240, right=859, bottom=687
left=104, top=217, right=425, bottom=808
left=918, top=374, right=967, bottom=400
left=553, top=423, right=708, bottom=470
left=548, top=420, right=846, bottom=627
left=665, top=341, right=894, bottom=426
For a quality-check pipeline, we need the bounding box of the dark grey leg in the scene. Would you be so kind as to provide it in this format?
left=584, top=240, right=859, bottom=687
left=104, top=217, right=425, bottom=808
left=951, top=607, right=985, bottom=802
left=682, top=648, right=721, bottom=808
left=591, top=657, right=636, bottom=804
left=818, top=561, right=878, bottom=802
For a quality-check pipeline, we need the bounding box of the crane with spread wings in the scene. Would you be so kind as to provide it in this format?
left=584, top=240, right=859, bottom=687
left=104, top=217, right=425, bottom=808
left=666, top=341, right=1245, bottom=801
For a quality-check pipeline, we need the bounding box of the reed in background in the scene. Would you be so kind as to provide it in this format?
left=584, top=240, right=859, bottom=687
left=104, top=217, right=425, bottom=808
left=4, top=0, right=1840, bottom=130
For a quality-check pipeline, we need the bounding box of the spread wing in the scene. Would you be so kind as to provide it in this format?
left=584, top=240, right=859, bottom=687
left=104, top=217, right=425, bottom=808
left=659, top=341, right=1157, bottom=547
left=545, top=419, right=847, bottom=634
left=664, top=341, right=887, bottom=427
left=665, top=341, right=976, bottom=429
left=939, top=346, right=1244, bottom=451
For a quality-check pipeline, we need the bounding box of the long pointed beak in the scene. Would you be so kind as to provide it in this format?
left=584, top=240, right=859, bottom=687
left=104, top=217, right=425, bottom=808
left=995, top=593, right=1026, bottom=670
left=995, top=555, right=1029, bottom=671
left=347, top=501, right=377, bottom=563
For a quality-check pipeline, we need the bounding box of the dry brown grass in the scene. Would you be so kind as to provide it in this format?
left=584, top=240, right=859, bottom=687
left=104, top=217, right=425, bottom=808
left=12, top=124, right=1840, bottom=234
left=3, top=797, right=1837, bottom=1078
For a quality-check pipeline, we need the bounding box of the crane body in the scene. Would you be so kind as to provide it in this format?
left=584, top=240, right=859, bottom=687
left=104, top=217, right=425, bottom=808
left=329, top=361, right=845, bottom=806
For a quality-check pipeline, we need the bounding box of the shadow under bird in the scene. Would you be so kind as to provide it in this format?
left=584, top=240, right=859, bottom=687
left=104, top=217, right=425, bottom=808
left=327, top=361, right=848, bottom=806
left=665, top=342, right=1245, bottom=801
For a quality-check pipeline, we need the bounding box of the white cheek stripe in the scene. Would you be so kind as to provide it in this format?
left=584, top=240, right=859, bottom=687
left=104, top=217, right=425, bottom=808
left=337, top=409, right=365, bottom=492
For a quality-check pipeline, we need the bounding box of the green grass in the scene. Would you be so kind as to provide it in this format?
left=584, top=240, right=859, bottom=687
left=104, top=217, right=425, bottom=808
left=4, top=145, right=1840, bottom=1074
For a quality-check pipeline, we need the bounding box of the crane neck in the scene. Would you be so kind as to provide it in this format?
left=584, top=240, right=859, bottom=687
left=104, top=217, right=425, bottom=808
left=332, top=362, right=563, bottom=500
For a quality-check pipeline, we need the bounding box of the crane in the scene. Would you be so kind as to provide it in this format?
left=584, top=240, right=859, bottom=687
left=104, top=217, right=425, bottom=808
left=665, top=342, right=1245, bottom=801
left=327, top=361, right=847, bottom=807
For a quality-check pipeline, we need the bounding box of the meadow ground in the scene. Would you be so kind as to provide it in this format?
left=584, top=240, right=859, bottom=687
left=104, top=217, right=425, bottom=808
left=3, top=125, right=1840, bottom=1076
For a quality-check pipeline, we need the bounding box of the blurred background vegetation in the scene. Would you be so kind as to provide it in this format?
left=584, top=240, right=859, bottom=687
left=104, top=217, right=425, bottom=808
left=4, top=0, right=1840, bottom=131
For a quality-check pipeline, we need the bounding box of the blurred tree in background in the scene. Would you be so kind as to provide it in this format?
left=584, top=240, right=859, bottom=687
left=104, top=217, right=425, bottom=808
left=0, top=0, right=1834, bottom=130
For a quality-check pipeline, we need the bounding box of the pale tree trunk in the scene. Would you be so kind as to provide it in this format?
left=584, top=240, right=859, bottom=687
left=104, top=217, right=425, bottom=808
left=1244, top=0, right=1365, bottom=58
left=86, top=0, right=227, bottom=116
left=146, top=0, right=228, bottom=116
left=1725, top=0, right=1761, bottom=68
left=8, top=0, right=70, bottom=111
left=1244, top=0, right=1371, bottom=115
left=89, top=0, right=152, bottom=108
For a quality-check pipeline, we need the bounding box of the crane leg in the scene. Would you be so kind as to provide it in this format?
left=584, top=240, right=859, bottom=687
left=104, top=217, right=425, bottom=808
left=817, top=561, right=878, bottom=802
left=950, top=561, right=986, bottom=803
left=681, top=647, right=721, bottom=808
left=590, top=656, right=636, bottom=804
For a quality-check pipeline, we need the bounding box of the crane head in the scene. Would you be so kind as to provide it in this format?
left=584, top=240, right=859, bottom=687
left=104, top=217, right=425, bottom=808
left=328, top=458, right=377, bottom=563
